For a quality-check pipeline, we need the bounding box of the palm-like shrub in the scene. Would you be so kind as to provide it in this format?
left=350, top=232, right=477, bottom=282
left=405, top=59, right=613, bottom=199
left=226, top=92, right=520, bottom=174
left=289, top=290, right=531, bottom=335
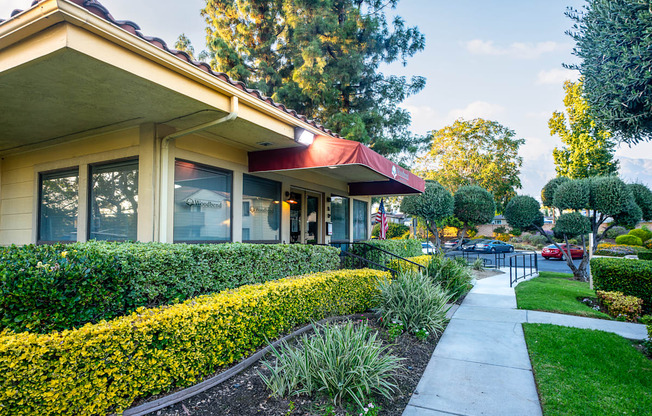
left=375, top=271, right=451, bottom=336
left=259, top=321, right=402, bottom=408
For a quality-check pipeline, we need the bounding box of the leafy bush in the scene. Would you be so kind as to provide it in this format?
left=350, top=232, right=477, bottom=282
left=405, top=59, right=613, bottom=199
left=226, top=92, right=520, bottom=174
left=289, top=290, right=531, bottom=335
left=494, top=226, right=507, bottom=234
left=639, top=251, right=652, bottom=261
left=387, top=255, right=431, bottom=274
left=511, top=228, right=523, bottom=237
left=594, top=243, right=647, bottom=257
left=494, top=233, right=511, bottom=242
left=259, top=321, right=402, bottom=408
left=605, top=226, right=629, bottom=240
left=371, top=222, right=410, bottom=239
left=0, top=268, right=388, bottom=415
left=596, top=290, right=644, bottom=322
left=471, top=257, right=485, bottom=271
left=521, top=233, right=549, bottom=248
left=591, top=257, right=652, bottom=313
left=629, top=228, right=652, bottom=243
left=646, top=239, right=652, bottom=250
left=615, top=234, right=643, bottom=246
left=426, top=255, right=474, bottom=300
left=349, top=239, right=422, bottom=267
left=375, top=272, right=451, bottom=337
left=0, top=242, right=340, bottom=333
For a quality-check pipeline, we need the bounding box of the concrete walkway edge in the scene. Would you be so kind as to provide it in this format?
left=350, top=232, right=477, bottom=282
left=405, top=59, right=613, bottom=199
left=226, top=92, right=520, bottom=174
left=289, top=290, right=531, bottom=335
left=403, top=271, right=648, bottom=416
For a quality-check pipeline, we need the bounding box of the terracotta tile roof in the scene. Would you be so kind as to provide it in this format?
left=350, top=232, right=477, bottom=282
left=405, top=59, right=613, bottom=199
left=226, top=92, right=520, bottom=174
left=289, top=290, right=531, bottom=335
left=1, top=0, right=339, bottom=138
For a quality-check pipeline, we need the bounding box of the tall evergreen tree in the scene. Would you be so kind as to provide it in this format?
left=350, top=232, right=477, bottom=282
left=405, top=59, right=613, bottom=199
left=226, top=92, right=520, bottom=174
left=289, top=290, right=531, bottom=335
left=193, top=0, right=426, bottom=158
left=567, top=0, right=652, bottom=143
left=549, top=80, right=619, bottom=179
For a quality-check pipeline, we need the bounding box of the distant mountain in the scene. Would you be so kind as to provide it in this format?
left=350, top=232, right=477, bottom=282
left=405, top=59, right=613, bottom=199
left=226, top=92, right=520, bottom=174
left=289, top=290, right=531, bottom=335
left=618, top=157, right=652, bottom=187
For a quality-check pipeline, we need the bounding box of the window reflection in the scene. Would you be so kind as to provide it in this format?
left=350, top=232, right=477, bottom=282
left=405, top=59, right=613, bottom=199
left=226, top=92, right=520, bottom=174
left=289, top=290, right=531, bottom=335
left=242, top=175, right=281, bottom=242
left=174, top=160, right=232, bottom=242
left=89, top=160, right=139, bottom=241
left=353, top=200, right=368, bottom=241
left=39, top=169, right=79, bottom=242
left=331, top=196, right=349, bottom=241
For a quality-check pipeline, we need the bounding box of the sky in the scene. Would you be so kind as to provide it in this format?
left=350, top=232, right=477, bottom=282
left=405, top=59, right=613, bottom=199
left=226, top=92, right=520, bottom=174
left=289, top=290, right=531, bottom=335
left=2, top=0, right=652, bottom=199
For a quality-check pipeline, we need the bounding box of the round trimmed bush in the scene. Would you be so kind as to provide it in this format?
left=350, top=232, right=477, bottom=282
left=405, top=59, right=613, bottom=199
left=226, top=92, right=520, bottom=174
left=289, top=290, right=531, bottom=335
left=615, top=234, right=643, bottom=246
left=629, top=228, right=652, bottom=242
left=605, top=226, right=628, bottom=240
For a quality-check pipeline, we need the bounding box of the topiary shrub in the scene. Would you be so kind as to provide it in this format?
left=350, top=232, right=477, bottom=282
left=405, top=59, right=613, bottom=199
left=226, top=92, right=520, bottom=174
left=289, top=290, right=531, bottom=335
left=591, top=257, right=652, bottom=313
left=629, top=228, right=652, bottom=243
left=615, top=234, right=643, bottom=246
left=596, top=290, right=643, bottom=322
left=605, top=226, right=628, bottom=240
left=0, top=242, right=340, bottom=333
left=639, top=250, right=652, bottom=261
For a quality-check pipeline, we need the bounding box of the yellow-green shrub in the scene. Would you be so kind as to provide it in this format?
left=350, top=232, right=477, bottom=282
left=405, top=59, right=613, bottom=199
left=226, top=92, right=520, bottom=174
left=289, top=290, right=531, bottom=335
left=0, top=269, right=389, bottom=416
left=388, top=255, right=432, bottom=273
left=596, top=290, right=644, bottom=322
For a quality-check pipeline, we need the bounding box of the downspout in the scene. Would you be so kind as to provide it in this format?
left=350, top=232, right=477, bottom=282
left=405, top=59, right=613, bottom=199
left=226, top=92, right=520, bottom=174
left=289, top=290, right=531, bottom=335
left=158, top=96, right=239, bottom=242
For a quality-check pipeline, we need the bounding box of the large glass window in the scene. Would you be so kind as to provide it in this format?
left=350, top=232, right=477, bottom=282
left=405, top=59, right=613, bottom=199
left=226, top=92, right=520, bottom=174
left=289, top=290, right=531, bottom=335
left=39, top=169, right=79, bottom=242
left=89, top=159, right=138, bottom=241
left=331, top=196, right=349, bottom=241
left=174, top=160, right=232, bottom=242
left=242, top=175, right=281, bottom=242
left=353, top=200, right=368, bottom=241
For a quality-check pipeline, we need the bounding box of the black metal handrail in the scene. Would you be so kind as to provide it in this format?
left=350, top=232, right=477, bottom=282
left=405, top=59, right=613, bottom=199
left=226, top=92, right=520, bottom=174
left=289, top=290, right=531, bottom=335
left=338, top=250, right=398, bottom=277
left=328, top=242, right=427, bottom=275
left=443, top=250, right=508, bottom=270
left=509, top=251, right=538, bottom=287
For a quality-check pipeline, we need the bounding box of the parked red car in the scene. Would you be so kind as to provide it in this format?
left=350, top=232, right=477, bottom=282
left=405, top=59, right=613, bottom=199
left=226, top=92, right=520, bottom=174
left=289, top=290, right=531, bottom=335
left=542, top=244, right=584, bottom=260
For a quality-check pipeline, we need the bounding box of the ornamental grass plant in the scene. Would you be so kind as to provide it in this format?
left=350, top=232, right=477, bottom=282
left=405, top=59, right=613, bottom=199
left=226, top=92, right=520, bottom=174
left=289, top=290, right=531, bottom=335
left=426, top=255, right=474, bottom=300
left=259, top=321, right=402, bottom=408
left=374, top=271, right=451, bottom=337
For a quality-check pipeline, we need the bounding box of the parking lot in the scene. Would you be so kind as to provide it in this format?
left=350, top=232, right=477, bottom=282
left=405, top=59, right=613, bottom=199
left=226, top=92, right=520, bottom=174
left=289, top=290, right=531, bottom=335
left=443, top=249, right=582, bottom=274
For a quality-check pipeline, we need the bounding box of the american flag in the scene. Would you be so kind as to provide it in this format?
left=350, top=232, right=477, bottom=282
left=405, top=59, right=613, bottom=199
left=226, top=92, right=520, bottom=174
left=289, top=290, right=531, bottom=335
left=375, top=198, right=388, bottom=240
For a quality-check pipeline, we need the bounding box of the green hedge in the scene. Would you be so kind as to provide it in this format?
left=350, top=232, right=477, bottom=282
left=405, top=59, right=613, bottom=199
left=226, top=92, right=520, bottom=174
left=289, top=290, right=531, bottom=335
left=0, top=242, right=339, bottom=333
left=0, top=268, right=388, bottom=416
left=349, top=239, right=422, bottom=267
left=639, top=251, right=652, bottom=261
left=615, top=234, right=643, bottom=246
left=591, top=257, right=652, bottom=313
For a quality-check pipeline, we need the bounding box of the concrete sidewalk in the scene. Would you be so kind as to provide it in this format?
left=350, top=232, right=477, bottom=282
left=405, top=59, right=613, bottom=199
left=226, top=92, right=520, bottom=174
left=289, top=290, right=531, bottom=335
left=403, top=271, right=648, bottom=416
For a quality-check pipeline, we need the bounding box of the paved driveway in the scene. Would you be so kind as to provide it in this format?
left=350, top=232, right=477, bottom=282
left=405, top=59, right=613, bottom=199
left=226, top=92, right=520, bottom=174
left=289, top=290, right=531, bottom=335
left=445, top=250, right=583, bottom=274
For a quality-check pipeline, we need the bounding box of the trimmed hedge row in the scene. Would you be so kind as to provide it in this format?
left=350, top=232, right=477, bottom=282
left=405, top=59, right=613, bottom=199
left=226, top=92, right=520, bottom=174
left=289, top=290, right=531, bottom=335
left=591, top=258, right=652, bottom=313
left=388, top=255, right=432, bottom=273
left=349, top=239, right=422, bottom=267
left=0, top=242, right=339, bottom=333
left=639, top=251, right=652, bottom=261
left=0, top=268, right=389, bottom=416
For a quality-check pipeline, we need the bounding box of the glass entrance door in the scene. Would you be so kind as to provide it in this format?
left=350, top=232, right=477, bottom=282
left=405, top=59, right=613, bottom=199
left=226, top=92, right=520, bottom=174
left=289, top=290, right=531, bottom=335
left=289, top=189, right=322, bottom=244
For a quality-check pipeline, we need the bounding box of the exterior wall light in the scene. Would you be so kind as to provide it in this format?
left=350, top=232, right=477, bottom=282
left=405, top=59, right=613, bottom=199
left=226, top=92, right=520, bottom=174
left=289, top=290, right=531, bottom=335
left=294, top=127, right=315, bottom=146
left=284, top=191, right=299, bottom=204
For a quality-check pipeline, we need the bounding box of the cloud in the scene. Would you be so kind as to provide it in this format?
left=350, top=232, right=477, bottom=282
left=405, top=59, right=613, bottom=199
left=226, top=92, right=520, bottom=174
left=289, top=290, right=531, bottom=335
left=402, top=101, right=505, bottom=135
left=536, top=68, right=579, bottom=85
left=464, top=39, right=565, bottom=59
left=618, top=157, right=652, bottom=187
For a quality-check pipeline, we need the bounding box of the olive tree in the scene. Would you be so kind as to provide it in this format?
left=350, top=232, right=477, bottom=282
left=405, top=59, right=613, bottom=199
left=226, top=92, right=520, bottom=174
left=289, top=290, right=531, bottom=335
left=453, top=185, right=496, bottom=248
left=541, top=176, right=569, bottom=220
left=401, top=181, right=454, bottom=249
left=628, top=183, right=652, bottom=221
left=506, top=177, right=650, bottom=281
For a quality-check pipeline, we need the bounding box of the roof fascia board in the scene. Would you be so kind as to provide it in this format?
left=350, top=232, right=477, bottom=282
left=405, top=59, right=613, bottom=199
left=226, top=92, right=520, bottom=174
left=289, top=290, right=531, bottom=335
left=0, top=0, right=64, bottom=50
left=46, top=0, right=329, bottom=139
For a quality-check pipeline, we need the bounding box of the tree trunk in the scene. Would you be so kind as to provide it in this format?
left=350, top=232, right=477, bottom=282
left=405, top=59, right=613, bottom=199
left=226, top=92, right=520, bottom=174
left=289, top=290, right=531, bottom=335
left=454, top=225, right=468, bottom=250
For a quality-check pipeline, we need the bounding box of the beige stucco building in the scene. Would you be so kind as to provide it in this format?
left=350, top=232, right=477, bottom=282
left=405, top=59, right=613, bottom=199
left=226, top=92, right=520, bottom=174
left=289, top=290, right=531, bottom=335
left=0, top=0, right=423, bottom=247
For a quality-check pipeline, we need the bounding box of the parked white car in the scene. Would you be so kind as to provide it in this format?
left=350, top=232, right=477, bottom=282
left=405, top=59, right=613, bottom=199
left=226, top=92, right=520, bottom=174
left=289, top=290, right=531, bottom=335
left=422, top=241, right=436, bottom=255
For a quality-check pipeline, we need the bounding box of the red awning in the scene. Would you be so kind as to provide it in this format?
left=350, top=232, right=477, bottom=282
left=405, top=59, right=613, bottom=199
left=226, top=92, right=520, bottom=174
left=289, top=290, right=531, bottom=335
left=248, top=136, right=425, bottom=196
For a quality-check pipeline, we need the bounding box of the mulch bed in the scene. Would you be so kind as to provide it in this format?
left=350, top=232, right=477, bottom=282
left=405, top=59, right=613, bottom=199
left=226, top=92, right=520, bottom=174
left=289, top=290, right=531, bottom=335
left=156, top=317, right=440, bottom=416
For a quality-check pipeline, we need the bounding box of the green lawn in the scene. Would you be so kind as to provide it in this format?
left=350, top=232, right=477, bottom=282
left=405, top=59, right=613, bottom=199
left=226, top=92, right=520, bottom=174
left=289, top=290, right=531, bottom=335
left=523, top=324, right=652, bottom=416
left=515, top=271, right=611, bottom=319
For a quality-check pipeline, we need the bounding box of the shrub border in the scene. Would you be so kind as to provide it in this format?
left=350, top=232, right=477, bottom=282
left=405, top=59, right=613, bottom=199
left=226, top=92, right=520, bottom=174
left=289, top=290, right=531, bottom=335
left=123, top=313, right=373, bottom=416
